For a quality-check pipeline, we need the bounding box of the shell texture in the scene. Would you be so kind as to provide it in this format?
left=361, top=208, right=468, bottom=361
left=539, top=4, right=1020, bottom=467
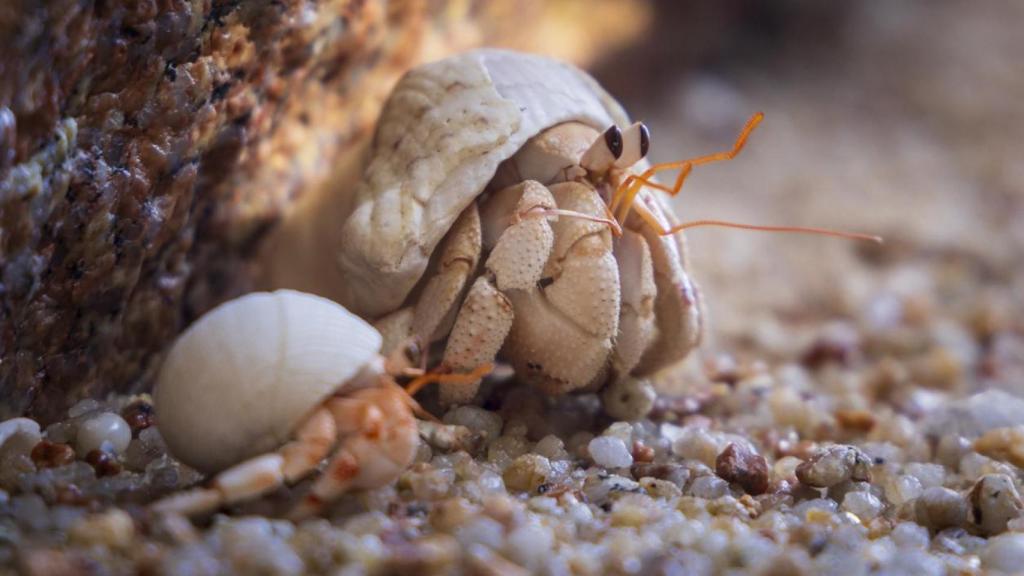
left=337, top=49, right=634, bottom=317
left=155, top=290, right=382, bottom=473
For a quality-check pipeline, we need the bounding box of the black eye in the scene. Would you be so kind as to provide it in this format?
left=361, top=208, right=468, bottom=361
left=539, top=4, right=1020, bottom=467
left=604, top=126, right=623, bottom=159
left=638, top=124, right=650, bottom=158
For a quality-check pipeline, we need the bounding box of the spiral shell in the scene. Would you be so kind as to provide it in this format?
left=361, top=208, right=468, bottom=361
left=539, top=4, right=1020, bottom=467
left=155, top=290, right=381, bottom=473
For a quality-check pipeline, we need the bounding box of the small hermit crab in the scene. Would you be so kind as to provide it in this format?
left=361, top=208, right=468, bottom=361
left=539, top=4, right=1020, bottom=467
left=279, top=50, right=876, bottom=415
left=150, top=289, right=476, bottom=519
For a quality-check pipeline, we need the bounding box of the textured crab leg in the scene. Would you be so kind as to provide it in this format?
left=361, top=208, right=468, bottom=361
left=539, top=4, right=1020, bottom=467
left=628, top=198, right=702, bottom=374
left=613, top=228, right=657, bottom=374
left=290, top=387, right=418, bottom=519
left=373, top=207, right=483, bottom=354
left=438, top=181, right=557, bottom=405
left=411, top=206, right=483, bottom=342
left=151, top=406, right=337, bottom=517
left=502, top=181, right=620, bottom=395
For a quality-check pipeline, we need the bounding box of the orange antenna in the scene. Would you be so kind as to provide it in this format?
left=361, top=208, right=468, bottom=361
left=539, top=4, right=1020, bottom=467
left=665, top=219, right=883, bottom=243
left=404, top=362, right=495, bottom=397
left=610, top=112, right=765, bottom=223
left=630, top=197, right=881, bottom=244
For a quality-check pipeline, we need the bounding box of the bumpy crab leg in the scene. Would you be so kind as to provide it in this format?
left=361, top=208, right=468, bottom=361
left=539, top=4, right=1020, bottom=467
left=374, top=207, right=483, bottom=353
left=438, top=181, right=556, bottom=404
left=502, top=181, right=621, bottom=395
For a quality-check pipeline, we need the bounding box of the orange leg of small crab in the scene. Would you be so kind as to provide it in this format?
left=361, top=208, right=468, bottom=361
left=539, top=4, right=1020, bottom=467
left=150, top=406, right=338, bottom=517
left=632, top=197, right=882, bottom=243
left=610, top=112, right=765, bottom=223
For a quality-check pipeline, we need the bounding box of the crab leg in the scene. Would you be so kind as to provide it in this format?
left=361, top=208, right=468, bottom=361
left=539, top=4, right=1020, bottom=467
left=290, top=386, right=418, bottom=519
left=438, top=182, right=556, bottom=404
left=151, top=406, right=337, bottom=517
left=613, top=228, right=657, bottom=375
left=502, top=181, right=620, bottom=395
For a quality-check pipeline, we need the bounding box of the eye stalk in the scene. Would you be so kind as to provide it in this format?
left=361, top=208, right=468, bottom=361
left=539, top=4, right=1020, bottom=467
left=581, top=122, right=650, bottom=174
left=614, top=122, right=650, bottom=169
left=581, top=125, right=623, bottom=173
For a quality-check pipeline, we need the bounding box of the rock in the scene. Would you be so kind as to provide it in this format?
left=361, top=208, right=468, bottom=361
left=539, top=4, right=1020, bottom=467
left=715, top=442, right=770, bottom=495
left=914, top=487, right=968, bottom=530
left=0, top=1, right=643, bottom=422
left=796, top=445, right=872, bottom=488
left=924, top=390, right=1024, bottom=439
left=967, top=474, right=1024, bottom=536
left=589, top=436, right=634, bottom=469
left=974, top=426, right=1024, bottom=468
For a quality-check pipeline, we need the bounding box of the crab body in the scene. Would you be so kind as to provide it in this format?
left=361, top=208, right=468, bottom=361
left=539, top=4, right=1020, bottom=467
left=152, top=290, right=419, bottom=519
left=332, top=50, right=702, bottom=414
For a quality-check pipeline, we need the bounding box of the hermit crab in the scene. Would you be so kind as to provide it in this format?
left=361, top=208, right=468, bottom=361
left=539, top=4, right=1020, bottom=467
left=150, top=290, right=472, bottom=519
left=269, top=49, right=875, bottom=414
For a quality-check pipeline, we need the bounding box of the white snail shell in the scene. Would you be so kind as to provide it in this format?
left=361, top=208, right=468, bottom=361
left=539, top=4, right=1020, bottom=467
left=155, top=290, right=382, bottom=473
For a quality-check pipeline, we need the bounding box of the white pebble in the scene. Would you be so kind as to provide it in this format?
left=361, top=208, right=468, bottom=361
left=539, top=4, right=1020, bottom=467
left=75, top=412, right=132, bottom=456
left=884, top=474, right=923, bottom=506
left=904, top=462, right=947, bottom=489
left=891, top=521, right=930, bottom=549
left=0, top=418, right=41, bottom=457
left=842, top=491, right=884, bottom=521
left=444, top=406, right=503, bottom=442
left=534, top=435, right=569, bottom=461
left=588, top=436, right=633, bottom=468
left=689, top=475, right=728, bottom=499
left=505, top=520, right=554, bottom=569
left=982, top=533, right=1024, bottom=573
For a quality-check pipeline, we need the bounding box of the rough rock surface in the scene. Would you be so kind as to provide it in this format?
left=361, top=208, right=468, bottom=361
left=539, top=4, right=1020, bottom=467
left=0, top=0, right=645, bottom=422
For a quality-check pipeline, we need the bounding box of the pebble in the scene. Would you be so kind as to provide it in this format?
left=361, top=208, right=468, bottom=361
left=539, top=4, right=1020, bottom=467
left=444, top=406, right=504, bottom=443
left=69, top=509, right=135, bottom=548
left=974, top=425, right=1024, bottom=468
left=75, top=412, right=132, bottom=456
left=842, top=491, right=884, bottom=521
left=715, top=443, right=769, bottom=495
left=796, top=445, right=872, bottom=488
left=689, top=475, right=729, bottom=499
left=968, top=474, right=1024, bottom=535
left=883, top=474, right=923, bottom=506
left=982, top=533, right=1024, bottom=573
left=502, top=454, right=552, bottom=493
left=913, top=487, right=968, bottom=530
left=30, top=440, right=75, bottom=469
left=0, top=418, right=42, bottom=457
left=600, top=376, right=656, bottom=422
left=589, top=436, right=633, bottom=469
left=533, top=435, right=569, bottom=461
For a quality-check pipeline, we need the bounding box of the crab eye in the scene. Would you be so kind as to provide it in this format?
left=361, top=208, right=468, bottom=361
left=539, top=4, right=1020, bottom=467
left=581, top=124, right=624, bottom=173
left=603, top=125, right=623, bottom=159
left=614, top=122, right=649, bottom=169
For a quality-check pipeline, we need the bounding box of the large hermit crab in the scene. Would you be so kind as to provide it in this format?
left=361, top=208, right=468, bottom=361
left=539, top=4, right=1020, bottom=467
left=271, top=50, right=872, bottom=414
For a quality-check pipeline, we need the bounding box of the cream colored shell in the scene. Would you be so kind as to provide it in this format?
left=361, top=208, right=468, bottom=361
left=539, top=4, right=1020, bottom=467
left=155, top=290, right=382, bottom=473
left=337, top=49, right=635, bottom=317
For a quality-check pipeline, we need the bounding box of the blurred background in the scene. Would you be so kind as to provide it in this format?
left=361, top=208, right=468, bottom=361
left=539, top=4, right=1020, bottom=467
left=577, top=1, right=1024, bottom=364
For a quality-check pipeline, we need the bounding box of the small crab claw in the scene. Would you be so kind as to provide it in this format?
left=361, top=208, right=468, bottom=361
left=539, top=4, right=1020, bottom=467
left=289, top=385, right=418, bottom=520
